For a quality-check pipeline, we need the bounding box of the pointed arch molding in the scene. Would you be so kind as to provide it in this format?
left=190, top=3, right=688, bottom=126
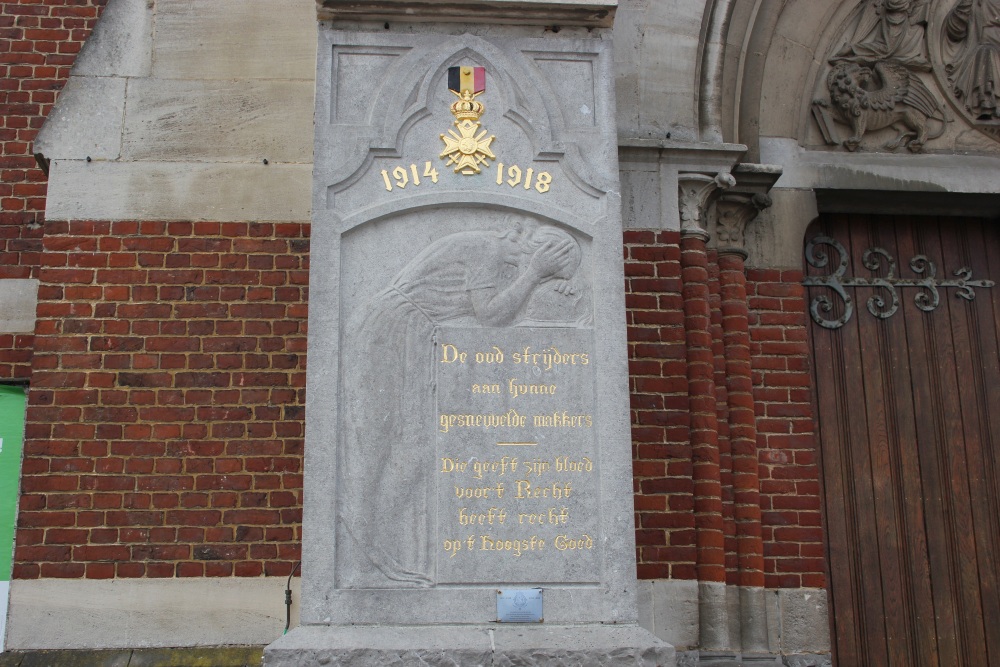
left=316, top=30, right=613, bottom=222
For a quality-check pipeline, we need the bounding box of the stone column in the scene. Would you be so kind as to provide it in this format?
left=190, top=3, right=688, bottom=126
left=678, top=171, right=734, bottom=652
left=715, top=191, right=772, bottom=656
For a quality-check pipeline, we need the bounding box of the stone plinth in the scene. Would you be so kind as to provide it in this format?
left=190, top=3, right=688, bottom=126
left=266, top=625, right=674, bottom=666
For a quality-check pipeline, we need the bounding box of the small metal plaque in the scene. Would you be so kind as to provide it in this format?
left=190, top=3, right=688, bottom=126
left=496, top=588, right=543, bottom=623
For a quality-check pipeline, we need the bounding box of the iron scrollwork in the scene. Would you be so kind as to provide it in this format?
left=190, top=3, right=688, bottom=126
left=802, top=235, right=995, bottom=329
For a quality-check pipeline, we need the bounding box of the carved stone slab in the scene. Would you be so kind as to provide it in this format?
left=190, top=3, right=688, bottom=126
left=266, top=8, right=672, bottom=665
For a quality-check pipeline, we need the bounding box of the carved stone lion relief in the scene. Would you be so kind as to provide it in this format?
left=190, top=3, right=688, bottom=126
left=813, top=0, right=949, bottom=152
left=812, top=0, right=1000, bottom=152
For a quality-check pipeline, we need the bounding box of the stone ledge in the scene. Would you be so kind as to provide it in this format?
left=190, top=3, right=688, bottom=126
left=317, top=0, right=616, bottom=27
left=0, top=647, right=264, bottom=667
left=265, top=624, right=675, bottom=666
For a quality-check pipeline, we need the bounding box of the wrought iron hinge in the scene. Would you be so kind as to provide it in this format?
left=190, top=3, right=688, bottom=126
left=802, top=235, right=995, bottom=329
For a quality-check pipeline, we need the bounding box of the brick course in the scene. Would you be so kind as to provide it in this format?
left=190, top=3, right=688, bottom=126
left=15, top=221, right=307, bottom=579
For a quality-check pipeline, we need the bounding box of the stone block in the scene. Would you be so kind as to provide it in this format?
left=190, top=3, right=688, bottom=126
left=43, top=161, right=311, bottom=222
left=317, top=0, right=618, bottom=27
left=782, top=654, right=832, bottom=667
left=650, top=579, right=698, bottom=650
left=152, top=0, right=316, bottom=80
left=6, top=578, right=298, bottom=650
left=777, top=589, right=830, bottom=654
left=744, top=184, right=818, bottom=270
left=121, top=79, right=314, bottom=163
left=266, top=625, right=674, bottom=667
left=33, top=77, right=126, bottom=162
left=72, top=0, right=153, bottom=77
left=0, top=280, right=39, bottom=334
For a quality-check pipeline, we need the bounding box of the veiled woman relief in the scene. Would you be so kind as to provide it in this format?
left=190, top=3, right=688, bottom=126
left=335, top=215, right=590, bottom=588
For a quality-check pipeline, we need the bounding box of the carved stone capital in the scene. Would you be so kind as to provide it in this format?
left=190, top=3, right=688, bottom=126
left=712, top=192, right=772, bottom=259
left=678, top=171, right=735, bottom=241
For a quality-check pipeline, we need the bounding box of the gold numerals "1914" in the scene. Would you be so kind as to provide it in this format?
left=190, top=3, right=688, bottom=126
left=380, top=162, right=440, bottom=191
left=379, top=161, right=553, bottom=194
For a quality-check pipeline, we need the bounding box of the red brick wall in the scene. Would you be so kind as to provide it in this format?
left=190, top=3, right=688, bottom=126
left=746, top=268, right=825, bottom=589
left=625, top=230, right=696, bottom=581
left=627, top=230, right=825, bottom=590
left=15, top=220, right=307, bottom=579
left=0, top=0, right=107, bottom=381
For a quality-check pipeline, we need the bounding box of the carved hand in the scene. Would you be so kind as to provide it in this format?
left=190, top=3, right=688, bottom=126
left=528, top=239, right=574, bottom=281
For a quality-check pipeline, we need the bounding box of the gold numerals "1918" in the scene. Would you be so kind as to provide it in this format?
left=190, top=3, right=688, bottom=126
left=380, top=162, right=440, bottom=191
left=495, top=163, right=552, bottom=194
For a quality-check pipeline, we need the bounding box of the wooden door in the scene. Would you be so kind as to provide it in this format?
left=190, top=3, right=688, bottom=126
left=804, top=214, right=1000, bottom=666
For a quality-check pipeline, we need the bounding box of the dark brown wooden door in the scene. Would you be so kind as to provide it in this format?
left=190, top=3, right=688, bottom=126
left=805, top=214, right=1000, bottom=667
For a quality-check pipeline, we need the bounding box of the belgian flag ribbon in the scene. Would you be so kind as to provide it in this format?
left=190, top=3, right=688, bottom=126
left=448, top=66, right=486, bottom=96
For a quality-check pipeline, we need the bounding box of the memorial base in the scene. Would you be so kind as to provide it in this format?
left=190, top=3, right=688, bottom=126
left=264, top=624, right=676, bottom=666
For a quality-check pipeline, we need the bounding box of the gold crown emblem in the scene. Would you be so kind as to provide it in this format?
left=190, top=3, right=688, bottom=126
left=450, top=90, right=485, bottom=122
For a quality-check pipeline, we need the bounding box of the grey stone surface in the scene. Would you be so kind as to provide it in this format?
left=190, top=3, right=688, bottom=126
left=33, top=76, right=126, bottom=162
left=6, top=578, right=297, bottom=649
left=266, top=625, right=674, bottom=667
left=739, top=587, right=769, bottom=654
left=637, top=579, right=654, bottom=635
left=781, top=654, right=831, bottom=667
left=675, top=652, right=699, bottom=667
left=72, top=0, right=152, bottom=77
left=638, top=581, right=829, bottom=659
left=744, top=187, right=818, bottom=270
left=698, top=582, right=730, bottom=651
left=121, top=79, right=314, bottom=163
left=300, top=20, right=638, bottom=628
left=650, top=579, right=698, bottom=650
left=0, top=280, right=39, bottom=334
left=318, top=0, right=618, bottom=27
left=761, top=137, right=1000, bottom=194
left=152, top=0, right=316, bottom=80
left=776, top=589, right=829, bottom=655
left=617, top=142, right=746, bottom=232
left=43, top=161, right=311, bottom=222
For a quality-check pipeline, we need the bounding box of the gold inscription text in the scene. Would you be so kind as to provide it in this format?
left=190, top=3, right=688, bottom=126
left=439, top=409, right=527, bottom=433
left=518, top=507, right=569, bottom=525
left=515, top=480, right=573, bottom=499
left=508, top=378, right=557, bottom=399
left=480, top=534, right=545, bottom=556
left=455, top=483, right=505, bottom=499
left=554, top=534, right=594, bottom=550
left=459, top=506, right=507, bottom=525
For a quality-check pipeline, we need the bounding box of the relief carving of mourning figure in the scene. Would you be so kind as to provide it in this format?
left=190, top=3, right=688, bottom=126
left=336, top=217, right=587, bottom=588
left=814, top=0, right=948, bottom=151
left=944, top=0, right=1000, bottom=120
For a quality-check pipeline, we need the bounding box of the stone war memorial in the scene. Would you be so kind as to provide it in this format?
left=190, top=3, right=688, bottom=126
left=265, top=0, right=674, bottom=664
